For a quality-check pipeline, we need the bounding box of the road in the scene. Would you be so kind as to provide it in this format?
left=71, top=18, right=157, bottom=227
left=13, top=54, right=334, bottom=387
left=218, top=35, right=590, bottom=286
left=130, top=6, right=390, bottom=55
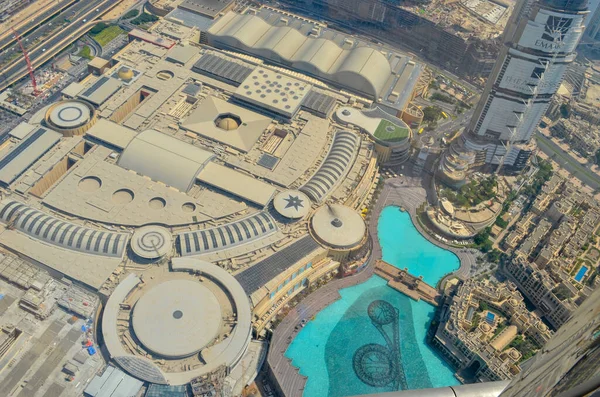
left=535, top=132, right=600, bottom=190
left=0, top=0, right=122, bottom=91
left=0, top=0, right=95, bottom=66
left=0, top=0, right=80, bottom=51
left=416, top=107, right=474, bottom=149
left=438, top=109, right=474, bottom=136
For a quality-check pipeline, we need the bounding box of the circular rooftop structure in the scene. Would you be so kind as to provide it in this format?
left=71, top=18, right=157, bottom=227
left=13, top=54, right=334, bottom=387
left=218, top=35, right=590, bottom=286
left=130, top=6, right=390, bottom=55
left=130, top=226, right=172, bottom=259
left=273, top=190, right=311, bottom=219
left=101, top=260, right=252, bottom=385
left=118, top=67, right=134, bottom=81
left=311, top=204, right=366, bottom=250
left=45, top=100, right=96, bottom=136
left=217, top=117, right=239, bottom=131
left=132, top=280, right=222, bottom=359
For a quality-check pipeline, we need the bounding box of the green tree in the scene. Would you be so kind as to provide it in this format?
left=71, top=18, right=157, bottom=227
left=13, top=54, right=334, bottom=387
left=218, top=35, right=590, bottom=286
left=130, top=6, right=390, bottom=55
left=123, top=9, right=139, bottom=19
left=90, top=22, right=108, bottom=35
left=430, top=92, right=456, bottom=104
left=487, top=249, right=502, bottom=263
left=559, top=103, right=571, bottom=119
left=131, top=13, right=159, bottom=26
left=423, top=106, right=443, bottom=123
left=594, top=149, right=600, bottom=165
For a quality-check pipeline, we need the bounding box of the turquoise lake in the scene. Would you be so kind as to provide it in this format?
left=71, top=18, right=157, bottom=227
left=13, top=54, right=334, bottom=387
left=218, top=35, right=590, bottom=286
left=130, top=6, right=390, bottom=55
left=285, top=206, right=460, bottom=397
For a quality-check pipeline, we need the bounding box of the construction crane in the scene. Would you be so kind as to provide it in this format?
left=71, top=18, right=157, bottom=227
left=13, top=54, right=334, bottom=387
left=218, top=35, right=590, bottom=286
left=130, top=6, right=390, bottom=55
left=11, top=28, right=40, bottom=96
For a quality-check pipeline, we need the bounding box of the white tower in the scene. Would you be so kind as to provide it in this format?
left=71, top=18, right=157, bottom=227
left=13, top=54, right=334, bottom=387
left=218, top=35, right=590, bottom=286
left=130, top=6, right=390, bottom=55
left=463, top=0, right=589, bottom=171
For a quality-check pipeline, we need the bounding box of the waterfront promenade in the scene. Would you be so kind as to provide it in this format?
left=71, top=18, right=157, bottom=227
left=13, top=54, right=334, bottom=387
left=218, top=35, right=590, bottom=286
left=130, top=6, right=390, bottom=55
left=266, top=176, right=477, bottom=397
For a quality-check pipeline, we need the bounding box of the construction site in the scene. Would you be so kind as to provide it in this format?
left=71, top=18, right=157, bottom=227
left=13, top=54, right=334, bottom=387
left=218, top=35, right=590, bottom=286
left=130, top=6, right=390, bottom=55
left=274, top=0, right=513, bottom=82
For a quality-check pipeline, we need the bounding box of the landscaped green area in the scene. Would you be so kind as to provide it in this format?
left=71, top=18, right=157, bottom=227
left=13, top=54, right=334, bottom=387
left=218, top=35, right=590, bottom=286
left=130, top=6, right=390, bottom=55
left=442, top=176, right=497, bottom=208
left=588, top=247, right=600, bottom=262
left=552, top=284, right=573, bottom=300
left=123, top=9, right=140, bottom=19
left=90, top=22, right=109, bottom=35
left=423, top=106, right=443, bottom=123
left=92, top=25, right=125, bottom=46
left=131, top=12, right=159, bottom=26
left=430, top=92, right=456, bottom=104
left=522, top=158, right=553, bottom=201
left=77, top=45, right=93, bottom=59
left=508, top=335, right=541, bottom=362
left=373, top=119, right=409, bottom=142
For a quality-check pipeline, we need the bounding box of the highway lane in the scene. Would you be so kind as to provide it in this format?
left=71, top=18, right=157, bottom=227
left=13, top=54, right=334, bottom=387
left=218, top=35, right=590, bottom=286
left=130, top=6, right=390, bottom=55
left=0, top=0, right=80, bottom=51
left=0, top=0, right=122, bottom=91
left=0, top=0, right=102, bottom=66
left=535, top=132, right=600, bottom=190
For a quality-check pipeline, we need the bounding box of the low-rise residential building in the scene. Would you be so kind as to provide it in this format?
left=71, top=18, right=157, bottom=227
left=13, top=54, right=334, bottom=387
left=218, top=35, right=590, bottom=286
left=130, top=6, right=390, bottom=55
left=550, top=118, right=600, bottom=158
left=502, top=177, right=600, bottom=330
left=504, top=256, right=576, bottom=329
left=432, top=279, right=552, bottom=382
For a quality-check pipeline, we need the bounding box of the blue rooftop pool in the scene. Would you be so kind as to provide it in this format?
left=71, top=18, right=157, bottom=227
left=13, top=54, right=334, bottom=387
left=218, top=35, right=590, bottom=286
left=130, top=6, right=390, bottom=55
left=574, top=265, right=588, bottom=283
left=285, top=206, right=460, bottom=396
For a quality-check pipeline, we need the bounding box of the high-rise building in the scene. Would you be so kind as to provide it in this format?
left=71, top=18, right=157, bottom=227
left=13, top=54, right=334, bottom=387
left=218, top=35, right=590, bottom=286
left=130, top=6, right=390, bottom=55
left=586, top=0, right=600, bottom=40
left=443, top=0, right=588, bottom=179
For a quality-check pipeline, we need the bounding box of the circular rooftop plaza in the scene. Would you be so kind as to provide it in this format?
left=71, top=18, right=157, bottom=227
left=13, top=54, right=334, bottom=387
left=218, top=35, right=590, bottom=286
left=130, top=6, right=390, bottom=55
left=273, top=190, right=311, bottom=219
left=49, top=101, right=91, bottom=128
left=102, top=259, right=252, bottom=385
left=130, top=226, right=172, bottom=259
left=311, top=204, right=366, bottom=250
left=132, top=280, right=222, bottom=359
left=45, top=100, right=96, bottom=136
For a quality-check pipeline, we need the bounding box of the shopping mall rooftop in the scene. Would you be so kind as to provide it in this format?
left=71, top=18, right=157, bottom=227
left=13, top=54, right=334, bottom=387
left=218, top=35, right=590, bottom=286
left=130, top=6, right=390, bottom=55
left=0, top=7, right=426, bottom=390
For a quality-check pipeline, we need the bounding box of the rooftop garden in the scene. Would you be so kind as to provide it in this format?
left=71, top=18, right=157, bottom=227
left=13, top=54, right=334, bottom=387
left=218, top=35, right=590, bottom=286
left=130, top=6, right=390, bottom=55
left=374, top=119, right=409, bottom=142
left=91, top=24, right=125, bottom=47
left=441, top=176, right=497, bottom=208
left=507, top=335, right=542, bottom=362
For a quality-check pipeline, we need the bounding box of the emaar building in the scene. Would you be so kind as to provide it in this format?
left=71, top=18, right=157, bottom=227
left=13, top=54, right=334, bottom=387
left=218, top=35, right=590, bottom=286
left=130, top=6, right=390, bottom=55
left=462, top=0, right=588, bottom=170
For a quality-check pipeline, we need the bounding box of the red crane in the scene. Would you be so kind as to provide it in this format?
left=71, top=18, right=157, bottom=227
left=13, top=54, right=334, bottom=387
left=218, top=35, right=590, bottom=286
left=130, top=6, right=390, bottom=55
left=11, top=28, right=40, bottom=96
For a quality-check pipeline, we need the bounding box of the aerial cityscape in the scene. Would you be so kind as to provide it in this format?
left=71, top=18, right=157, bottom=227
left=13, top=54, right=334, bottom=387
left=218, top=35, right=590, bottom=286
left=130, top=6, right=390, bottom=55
left=0, top=0, right=598, bottom=396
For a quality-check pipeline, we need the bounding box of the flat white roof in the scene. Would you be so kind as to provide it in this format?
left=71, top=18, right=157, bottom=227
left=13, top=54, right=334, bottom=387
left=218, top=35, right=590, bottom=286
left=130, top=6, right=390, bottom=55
left=234, top=68, right=310, bottom=118
left=197, top=162, right=276, bottom=207
left=0, top=127, right=61, bottom=186
left=8, top=122, right=36, bottom=140
left=166, top=45, right=198, bottom=65
left=78, top=77, right=123, bottom=106
left=85, top=119, right=137, bottom=150
left=42, top=146, right=246, bottom=227
left=0, top=226, right=123, bottom=290
left=61, top=82, right=85, bottom=98
left=132, top=280, right=222, bottom=358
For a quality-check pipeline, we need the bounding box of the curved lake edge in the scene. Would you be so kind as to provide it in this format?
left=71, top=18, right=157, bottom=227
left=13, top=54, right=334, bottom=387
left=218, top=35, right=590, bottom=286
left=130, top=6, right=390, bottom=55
left=267, top=183, right=470, bottom=397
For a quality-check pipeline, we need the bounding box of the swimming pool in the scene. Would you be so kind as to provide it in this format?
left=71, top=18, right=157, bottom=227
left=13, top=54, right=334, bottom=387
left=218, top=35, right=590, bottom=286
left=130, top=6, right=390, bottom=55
left=574, top=265, right=588, bottom=283
left=285, top=206, right=460, bottom=396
